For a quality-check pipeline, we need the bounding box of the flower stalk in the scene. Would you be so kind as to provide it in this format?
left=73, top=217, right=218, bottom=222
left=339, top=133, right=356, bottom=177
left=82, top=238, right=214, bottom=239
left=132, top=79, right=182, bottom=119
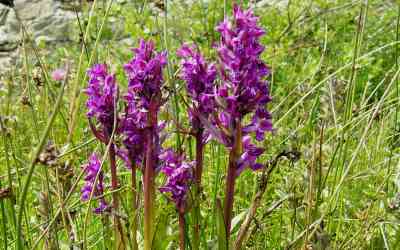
left=159, top=149, right=194, bottom=249
left=144, top=108, right=157, bottom=250
left=84, top=63, right=125, bottom=248
left=122, top=39, right=167, bottom=250
left=178, top=211, right=186, bottom=250
left=193, top=128, right=204, bottom=248
left=194, top=129, right=204, bottom=188
left=129, top=154, right=138, bottom=250
left=177, top=44, right=217, bottom=249
left=213, top=5, right=273, bottom=244
left=223, top=121, right=242, bottom=239
left=108, top=144, right=125, bottom=249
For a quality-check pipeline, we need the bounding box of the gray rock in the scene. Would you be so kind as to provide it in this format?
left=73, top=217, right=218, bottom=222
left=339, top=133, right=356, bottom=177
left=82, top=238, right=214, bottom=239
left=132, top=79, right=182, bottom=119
left=0, top=0, right=75, bottom=72
left=256, top=0, right=289, bottom=10
left=0, top=5, right=19, bottom=52
left=15, top=0, right=75, bottom=41
left=0, top=49, right=18, bottom=71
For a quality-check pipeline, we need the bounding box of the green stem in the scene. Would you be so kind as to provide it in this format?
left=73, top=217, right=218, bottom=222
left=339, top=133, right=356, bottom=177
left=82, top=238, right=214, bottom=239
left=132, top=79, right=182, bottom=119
left=0, top=180, right=7, bottom=249
left=212, top=142, right=222, bottom=238
left=16, top=70, right=67, bottom=250
left=102, top=216, right=112, bottom=250
left=163, top=0, right=181, bottom=151
left=0, top=119, right=17, bottom=234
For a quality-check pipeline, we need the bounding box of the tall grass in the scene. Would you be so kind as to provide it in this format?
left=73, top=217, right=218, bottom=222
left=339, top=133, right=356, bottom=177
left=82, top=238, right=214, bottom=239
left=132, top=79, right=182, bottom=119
left=0, top=0, right=399, bottom=249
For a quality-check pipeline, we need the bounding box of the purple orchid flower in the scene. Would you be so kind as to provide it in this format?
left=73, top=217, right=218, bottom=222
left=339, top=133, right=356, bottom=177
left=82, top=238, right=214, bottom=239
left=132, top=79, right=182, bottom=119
left=211, top=5, right=273, bottom=175
left=159, top=149, right=194, bottom=212
left=81, top=153, right=109, bottom=214
left=213, top=5, right=273, bottom=240
left=177, top=44, right=217, bottom=129
left=159, top=149, right=194, bottom=250
left=84, top=63, right=125, bottom=243
left=177, top=43, right=217, bottom=247
left=85, top=63, right=119, bottom=140
left=124, top=39, right=167, bottom=250
left=124, top=39, right=167, bottom=129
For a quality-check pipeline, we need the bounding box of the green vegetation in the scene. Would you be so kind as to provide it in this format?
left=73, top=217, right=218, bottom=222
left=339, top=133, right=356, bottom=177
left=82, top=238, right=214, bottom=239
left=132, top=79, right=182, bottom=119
left=0, top=0, right=399, bottom=249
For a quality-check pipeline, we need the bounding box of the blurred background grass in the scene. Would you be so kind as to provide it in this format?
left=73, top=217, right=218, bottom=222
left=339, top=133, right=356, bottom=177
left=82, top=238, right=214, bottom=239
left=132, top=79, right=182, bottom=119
left=0, top=0, right=399, bottom=249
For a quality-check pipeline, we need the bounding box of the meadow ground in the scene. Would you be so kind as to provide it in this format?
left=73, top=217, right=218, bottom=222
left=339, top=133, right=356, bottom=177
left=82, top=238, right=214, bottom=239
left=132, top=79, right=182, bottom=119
left=0, top=0, right=400, bottom=249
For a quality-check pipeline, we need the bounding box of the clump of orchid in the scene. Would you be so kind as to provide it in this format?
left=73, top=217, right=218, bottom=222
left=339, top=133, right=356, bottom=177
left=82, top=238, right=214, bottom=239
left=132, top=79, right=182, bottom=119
left=84, top=63, right=126, bottom=248
left=81, top=153, right=109, bottom=214
left=159, top=149, right=194, bottom=250
left=177, top=43, right=217, bottom=248
left=117, top=103, right=146, bottom=250
left=213, top=5, right=273, bottom=241
left=123, top=39, right=168, bottom=250
left=85, top=64, right=119, bottom=208
left=81, top=4, right=272, bottom=250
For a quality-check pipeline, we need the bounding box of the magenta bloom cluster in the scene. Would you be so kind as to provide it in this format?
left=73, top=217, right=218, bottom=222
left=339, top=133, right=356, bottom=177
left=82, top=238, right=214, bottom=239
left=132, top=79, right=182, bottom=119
left=177, top=44, right=217, bottom=129
left=124, top=39, right=167, bottom=128
left=117, top=39, right=168, bottom=169
left=118, top=120, right=166, bottom=170
left=214, top=5, right=272, bottom=175
left=85, top=64, right=119, bottom=136
left=159, top=150, right=193, bottom=210
left=118, top=120, right=146, bottom=168
left=81, top=153, right=109, bottom=214
left=79, top=6, right=273, bottom=249
left=82, top=4, right=272, bottom=216
left=237, top=135, right=265, bottom=174
left=216, top=5, right=272, bottom=132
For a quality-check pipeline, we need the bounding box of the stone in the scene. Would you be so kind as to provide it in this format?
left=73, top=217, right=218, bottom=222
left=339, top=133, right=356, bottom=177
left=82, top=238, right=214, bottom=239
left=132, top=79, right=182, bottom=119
left=0, top=0, right=76, bottom=73
left=256, top=0, right=289, bottom=10
left=0, top=5, right=19, bottom=52
left=15, top=0, right=75, bottom=41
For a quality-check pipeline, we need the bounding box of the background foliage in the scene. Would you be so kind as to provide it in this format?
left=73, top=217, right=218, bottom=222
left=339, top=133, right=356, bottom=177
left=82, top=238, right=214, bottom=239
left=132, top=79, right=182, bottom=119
left=0, top=0, right=399, bottom=249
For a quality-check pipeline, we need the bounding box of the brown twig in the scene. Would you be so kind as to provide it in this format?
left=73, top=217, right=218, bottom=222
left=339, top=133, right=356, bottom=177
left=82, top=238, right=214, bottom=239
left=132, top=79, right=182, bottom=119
left=0, top=188, right=12, bottom=200
left=234, top=150, right=300, bottom=250
left=247, top=194, right=293, bottom=239
left=74, top=6, right=90, bottom=61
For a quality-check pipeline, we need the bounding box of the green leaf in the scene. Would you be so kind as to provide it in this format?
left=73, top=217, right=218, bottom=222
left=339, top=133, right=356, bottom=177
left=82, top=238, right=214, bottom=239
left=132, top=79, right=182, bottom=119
left=231, top=210, right=247, bottom=233
left=216, top=199, right=227, bottom=250
left=152, top=209, right=171, bottom=250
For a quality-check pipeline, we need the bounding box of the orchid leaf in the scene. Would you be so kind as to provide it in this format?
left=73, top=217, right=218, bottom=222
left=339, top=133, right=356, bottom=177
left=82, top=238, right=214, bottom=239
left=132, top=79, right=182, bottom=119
left=216, top=199, right=227, bottom=250
left=152, top=209, right=172, bottom=250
